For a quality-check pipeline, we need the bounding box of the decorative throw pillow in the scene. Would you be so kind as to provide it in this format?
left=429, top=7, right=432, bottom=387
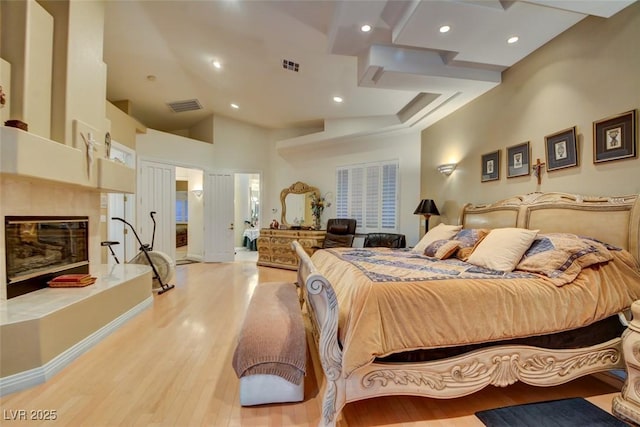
left=424, top=239, right=461, bottom=260
left=412, top=223, right=463, bottom=254
left=453, top=228, right=490, bottom=261
left=466, top=228, right=539, bottom=272
left=515, top=233, right=613, bottom=286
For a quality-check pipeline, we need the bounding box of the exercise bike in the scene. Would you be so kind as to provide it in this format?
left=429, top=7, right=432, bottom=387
left=102, top=211, right=176, bottom=295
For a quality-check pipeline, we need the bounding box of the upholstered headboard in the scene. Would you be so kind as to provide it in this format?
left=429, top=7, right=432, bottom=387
left=460, top=192, right=640, bottom=264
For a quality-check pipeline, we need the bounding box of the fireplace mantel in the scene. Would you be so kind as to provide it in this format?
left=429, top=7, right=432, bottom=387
left=0, top=126, right=135, bottom=194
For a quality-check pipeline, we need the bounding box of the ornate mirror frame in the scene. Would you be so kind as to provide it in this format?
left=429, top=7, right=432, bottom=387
left=280, top=181, right=320, bottom=227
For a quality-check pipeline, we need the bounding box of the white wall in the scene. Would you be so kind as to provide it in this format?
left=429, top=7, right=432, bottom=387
left=137, top=118, right=270, bottom=173
left=137, top=129, right=216, bottom=167
left=270, top=129, right=423, bottom=246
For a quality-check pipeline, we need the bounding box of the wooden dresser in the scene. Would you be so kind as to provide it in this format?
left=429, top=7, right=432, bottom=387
left=257, top=229, right=326, bottom=270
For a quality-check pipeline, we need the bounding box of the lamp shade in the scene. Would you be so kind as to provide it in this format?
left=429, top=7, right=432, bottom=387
left=413, top=199, right=440, bottom=216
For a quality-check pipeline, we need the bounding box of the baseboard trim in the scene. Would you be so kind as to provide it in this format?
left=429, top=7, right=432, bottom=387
left=186, top=253, right=204, bottom=262
left=0, top=296, right=152, bottom=397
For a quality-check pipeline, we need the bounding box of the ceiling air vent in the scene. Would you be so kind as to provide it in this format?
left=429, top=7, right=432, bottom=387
left=167, top=99, right=203, bottom=113
left=282, top=59, right=299, bottom=72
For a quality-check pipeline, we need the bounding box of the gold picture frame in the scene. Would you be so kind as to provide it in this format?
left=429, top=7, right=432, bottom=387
left=545, top=127, right=578, bottom=172
left=481, top=150, right=500, bottom=182
left=593, top=109, right=637, bottom=163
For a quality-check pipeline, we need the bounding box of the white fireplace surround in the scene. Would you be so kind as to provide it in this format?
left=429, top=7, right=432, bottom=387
left=0, top=176, right=101, bottom=301
left=0, top=126, right=150, bottom=395
left=0, top=126, right=135, bottom=301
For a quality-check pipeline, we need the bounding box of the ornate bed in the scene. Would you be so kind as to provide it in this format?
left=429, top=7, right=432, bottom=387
left=292, top=192, right=640, bottom=427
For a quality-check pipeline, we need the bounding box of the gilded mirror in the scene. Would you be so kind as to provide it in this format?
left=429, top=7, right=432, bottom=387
left=280, top=181, right=319, bottom=228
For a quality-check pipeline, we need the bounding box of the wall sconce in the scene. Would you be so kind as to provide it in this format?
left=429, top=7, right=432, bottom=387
left=191, top=189, right=203, bottom=198
left=437, top=163, right=457, bottom=176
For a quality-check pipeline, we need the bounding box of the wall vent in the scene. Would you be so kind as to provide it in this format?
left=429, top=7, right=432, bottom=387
left=167, top=99, right=203, bottom=113
left=282, top=59, right=299, bottom=72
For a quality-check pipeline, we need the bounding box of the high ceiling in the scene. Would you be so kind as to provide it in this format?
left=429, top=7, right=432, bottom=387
left=103, top=0, right=634, bottom=137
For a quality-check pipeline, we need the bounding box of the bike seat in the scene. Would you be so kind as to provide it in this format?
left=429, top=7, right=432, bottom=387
left=101, top=241, right=120, bottom=246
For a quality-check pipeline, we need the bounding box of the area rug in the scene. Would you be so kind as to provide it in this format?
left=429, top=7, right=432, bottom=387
left=475, top=397, right=629, bottom=427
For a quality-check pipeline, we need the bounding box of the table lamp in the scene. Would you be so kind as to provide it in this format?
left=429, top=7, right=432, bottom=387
left=413, top=199, right=440, bottom=232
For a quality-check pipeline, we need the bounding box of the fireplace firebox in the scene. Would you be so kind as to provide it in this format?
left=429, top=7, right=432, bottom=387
left=5, top=216, right=89, bottom=299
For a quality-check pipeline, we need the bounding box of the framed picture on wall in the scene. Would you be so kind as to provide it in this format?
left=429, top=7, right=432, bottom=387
left=545, top=126, right=578, bottom=171
left=506, top=141, right=530, bottom=178
left=481, top=150, right=500, bottom=182
left=593, top=109, right=637, bottom=163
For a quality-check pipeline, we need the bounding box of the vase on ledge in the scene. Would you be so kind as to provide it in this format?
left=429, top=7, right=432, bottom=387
left=313, top=215, right=321, bottom=230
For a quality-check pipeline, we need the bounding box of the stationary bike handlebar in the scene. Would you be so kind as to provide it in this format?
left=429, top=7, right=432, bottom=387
left=112, top=211, right=157, bottom=251
left=149, top=211, right=157, bottom=251
left=111, top=216, right=146, bottom=250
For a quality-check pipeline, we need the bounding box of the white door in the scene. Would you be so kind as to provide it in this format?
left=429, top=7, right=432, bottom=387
left=138, top=160, right=176, bottom=259
left=107, top=143, right=136, bottom=263
left=204, top=171, right=235, bottom=262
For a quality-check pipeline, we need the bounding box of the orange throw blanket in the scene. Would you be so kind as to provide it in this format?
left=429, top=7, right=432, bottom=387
left=232, top=282, right=306, bottom=385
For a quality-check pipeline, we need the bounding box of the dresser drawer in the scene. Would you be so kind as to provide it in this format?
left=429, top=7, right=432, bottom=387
left=257, top=228, right=325, bottom=270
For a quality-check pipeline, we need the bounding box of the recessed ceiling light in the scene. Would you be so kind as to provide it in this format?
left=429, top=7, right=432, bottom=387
left=507, top=36, right=519, bottom=44
left=333, top=96, right=343, bottom=103
left=230, top=103, right=239, bottom=109
left=361, top=24, right=371, bottom=32
left=439, top=25, right=450, bottom=33
left=212, top=60, right=222, bottom=69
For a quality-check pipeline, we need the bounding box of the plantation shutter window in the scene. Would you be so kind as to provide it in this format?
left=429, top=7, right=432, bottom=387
left=335, top=161, right=399, bottom=233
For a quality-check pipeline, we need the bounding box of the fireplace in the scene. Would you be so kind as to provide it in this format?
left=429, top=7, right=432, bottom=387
left=5, top=216, right=89, bottom=299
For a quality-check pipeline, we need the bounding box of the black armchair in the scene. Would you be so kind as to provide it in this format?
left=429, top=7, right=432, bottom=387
left=363, top=233, right=407, bottom=249
left=326, top=218, right=357, bottom=234
left=322, top=218, right=357, bottom=248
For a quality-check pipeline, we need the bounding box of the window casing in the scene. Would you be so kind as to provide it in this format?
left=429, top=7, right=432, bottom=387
left=336, top=160, right=399, bottom=233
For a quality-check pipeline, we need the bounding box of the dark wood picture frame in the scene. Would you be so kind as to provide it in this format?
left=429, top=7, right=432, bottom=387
left=507, top=141, right=530, bottom=178
left=545, top=126, right=578, bottom=172
left=481, top=150, right=500, bottom=182
left=593, top=109, right=637, bottom=163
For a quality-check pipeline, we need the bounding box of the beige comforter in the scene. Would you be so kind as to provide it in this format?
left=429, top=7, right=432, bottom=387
left=310, top=247, right=640, bottom=377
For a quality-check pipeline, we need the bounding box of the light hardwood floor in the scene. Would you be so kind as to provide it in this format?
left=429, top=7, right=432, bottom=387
left=0, top=259, right=622, bottom=426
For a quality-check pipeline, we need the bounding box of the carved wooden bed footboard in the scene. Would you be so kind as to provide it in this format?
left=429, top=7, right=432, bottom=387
left=292, top=192, right=640, bottom=427
left=613, top=301, right=640, bottom=425
left=293, top=241, right=629, bottom=426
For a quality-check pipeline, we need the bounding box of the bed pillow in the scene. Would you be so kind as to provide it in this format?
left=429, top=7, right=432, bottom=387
left=452, top=228, right=490, bottom=261
left=424, top=239, right=461, bottom=260
left=515, top=233, right=613, bottom=286
left=466, top=228, right=539, bottom=272
left=412, top=223, right=462, bottom=254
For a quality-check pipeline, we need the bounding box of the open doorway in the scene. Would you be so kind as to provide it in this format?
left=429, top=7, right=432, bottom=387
left=234, top=173, right=260, bottom=262
left=132, top=163, right=258, bottom=265
left=176, top=166, right=204, bottom=264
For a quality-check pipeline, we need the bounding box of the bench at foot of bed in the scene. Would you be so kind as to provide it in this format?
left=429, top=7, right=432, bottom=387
left=232, top=281, right=306, bottom=406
